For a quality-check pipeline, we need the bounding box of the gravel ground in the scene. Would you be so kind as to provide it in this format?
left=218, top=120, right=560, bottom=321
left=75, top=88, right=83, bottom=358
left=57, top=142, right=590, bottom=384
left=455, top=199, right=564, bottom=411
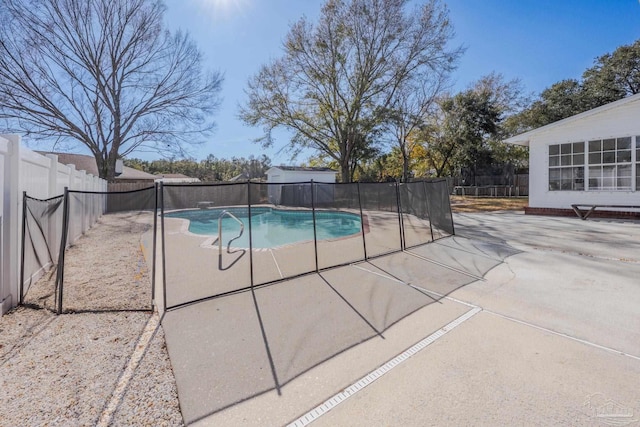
left=0, top=213, right=183, bottom=426
left=22, top=212, right=153, bottom=313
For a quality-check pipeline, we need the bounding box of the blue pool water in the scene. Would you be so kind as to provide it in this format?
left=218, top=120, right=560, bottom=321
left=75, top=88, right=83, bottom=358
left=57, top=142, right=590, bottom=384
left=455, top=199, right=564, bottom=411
left=165, top=207, right=362, bottom=249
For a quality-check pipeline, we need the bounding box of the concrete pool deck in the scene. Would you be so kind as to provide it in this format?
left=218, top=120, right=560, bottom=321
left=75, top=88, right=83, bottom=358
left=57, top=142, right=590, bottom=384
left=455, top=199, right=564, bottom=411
left=157, top=208, right=432, bottom=310
left=158, top=211, right=640, bottom=426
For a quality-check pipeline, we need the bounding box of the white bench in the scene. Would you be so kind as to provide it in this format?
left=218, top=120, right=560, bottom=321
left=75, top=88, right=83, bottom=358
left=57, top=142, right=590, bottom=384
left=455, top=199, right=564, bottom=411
left=571, top=204, right=640, bottom=220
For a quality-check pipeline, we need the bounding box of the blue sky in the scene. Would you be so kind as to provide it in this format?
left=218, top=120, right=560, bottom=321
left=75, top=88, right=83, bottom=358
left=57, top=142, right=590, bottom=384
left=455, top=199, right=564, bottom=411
left=158, top=0, right=640, bottom=164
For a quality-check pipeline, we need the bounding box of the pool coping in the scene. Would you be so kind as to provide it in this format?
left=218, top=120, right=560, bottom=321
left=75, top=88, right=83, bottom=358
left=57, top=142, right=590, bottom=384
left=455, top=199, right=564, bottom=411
left=162, top=205, right=372, bottom=252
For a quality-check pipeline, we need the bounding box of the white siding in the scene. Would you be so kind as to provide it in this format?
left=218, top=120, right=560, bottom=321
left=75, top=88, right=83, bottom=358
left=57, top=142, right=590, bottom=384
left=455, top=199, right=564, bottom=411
left=266, top=168, right=337, bottom=183
left=527, top=98, right=640, bottom=209
left=282, top=170, right=336, bottom=183
left=0, top=135, right=107, bottom=315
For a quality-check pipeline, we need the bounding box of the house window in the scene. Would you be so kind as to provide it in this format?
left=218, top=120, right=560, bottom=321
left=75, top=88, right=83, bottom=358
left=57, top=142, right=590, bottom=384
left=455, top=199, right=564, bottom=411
left=587, top=137, right=632, bottom=191
left=548, top=142, right=584, bottom=191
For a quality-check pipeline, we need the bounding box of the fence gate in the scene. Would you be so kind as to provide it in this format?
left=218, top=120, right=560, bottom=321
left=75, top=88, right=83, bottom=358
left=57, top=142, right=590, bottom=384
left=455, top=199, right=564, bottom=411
left=21, top=187, right=156, bottom=313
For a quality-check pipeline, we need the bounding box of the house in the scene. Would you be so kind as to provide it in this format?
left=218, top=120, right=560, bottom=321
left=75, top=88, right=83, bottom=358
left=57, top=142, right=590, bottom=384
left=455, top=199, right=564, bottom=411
left=504, top=93, right=640, bottom=216
left=37, top=152, right=157, bottom=184
left=265, top=166, right=338, bottom=205
left=229, top=172, right=249, bottom=182
left=112, top=167, right=158, bottom=184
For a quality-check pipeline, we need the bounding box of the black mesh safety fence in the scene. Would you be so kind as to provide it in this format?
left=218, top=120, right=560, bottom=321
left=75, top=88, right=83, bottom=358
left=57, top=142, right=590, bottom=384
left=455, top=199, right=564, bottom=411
left=162, top=182, right=251, bottom=310
left=399, top=181, right=434, bottom=249
left=358, top=182, right=403, bottom=257
left=106, top=187, right=155, bottom=213
left=278, top=182, right=312, bottom=207
left=158, top=180, right=516, bottom=422
left=159, top=180, right=455, bottom=312
left=314, top=182, right=365, bottom=269
left=21, top=179, right=454, bottom=315
left=20, top=194, right=65, bottom=307
left=423, top=179, right=455, bottom=238
left=55, top=187, right=156, bottom=313
left=250, top=183, right=317, bottom=286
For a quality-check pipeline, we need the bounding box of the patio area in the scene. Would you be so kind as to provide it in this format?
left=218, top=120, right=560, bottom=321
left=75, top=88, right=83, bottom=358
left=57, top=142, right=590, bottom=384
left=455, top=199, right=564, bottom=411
left=2, top=210, right=639, bottom=426
left=161, top=211, right=640, bottom=425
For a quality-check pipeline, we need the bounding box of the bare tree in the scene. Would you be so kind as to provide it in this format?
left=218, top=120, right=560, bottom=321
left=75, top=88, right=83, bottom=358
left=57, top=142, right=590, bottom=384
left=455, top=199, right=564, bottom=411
left=0, top=0, right=222, bottom=179
left=240, top=0, right=460, bottom=182
left=383, top=0, right=462, bottom=183
left=385, top=73, right=448, bottom=182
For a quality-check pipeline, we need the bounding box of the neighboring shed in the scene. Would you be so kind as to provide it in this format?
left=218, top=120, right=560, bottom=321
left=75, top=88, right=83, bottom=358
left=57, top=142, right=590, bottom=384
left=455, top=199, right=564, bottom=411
left=265, top=166, right=338, bottom=205
left=265, top=166, right=338, bottom=184
left=112, top=167, right=157, bottom=184
left=504, top=94, right=640, bottom=216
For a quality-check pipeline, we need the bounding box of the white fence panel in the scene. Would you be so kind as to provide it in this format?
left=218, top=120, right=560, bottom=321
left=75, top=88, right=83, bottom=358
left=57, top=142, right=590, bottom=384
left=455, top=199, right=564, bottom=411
left=1, top=136, right=20, bottom=315
left=20, top=151, right=56, bottom=289
left=68, top=168, right=85, bottom=245
left=20, top=149, right=52, bottom=199
left=0, top=138, right=6, bottom=313
left=0, top=135, right=107, bottom=315
left=55, top=162, right=71, bottom=196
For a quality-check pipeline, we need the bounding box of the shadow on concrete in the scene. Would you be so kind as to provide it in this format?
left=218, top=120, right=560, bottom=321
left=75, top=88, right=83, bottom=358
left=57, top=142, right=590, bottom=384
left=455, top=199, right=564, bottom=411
left=161, top=235, right=522, bottom=425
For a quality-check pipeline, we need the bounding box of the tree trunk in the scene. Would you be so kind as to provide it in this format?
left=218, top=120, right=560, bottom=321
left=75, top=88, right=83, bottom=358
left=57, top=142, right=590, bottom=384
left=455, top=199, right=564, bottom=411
left=95, top=155, right=105, bottom=180
left=94, top=152, right=117, bottom=180
left=106, top=151, right=117, bottom=181
left=402, top=147, right=409, bottom=183
left=340, top=161, right=350, bottom=183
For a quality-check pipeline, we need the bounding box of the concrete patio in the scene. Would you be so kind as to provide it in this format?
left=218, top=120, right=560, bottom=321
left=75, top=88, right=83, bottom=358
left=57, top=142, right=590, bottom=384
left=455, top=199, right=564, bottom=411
left=158, top=211, right=640, bottom=426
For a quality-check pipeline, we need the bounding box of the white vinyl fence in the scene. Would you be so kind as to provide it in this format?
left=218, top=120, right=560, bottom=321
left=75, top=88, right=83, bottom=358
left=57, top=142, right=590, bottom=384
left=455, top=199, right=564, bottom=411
left=1, top=135, right=107, bottom=315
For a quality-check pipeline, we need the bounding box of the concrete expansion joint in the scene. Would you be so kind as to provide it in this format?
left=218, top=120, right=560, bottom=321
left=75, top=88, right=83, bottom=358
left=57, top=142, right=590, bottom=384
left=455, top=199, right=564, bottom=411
left=287, top=307, right=481, bottom=427
left=484, top=310, right=640, bottom=362
left=529, top=246, right=640, bottom=264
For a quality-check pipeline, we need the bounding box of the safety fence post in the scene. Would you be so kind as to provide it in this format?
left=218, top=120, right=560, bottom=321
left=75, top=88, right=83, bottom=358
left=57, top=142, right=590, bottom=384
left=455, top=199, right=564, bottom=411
left=19, top=191, right=27, bottom=305
left=395, top=181, right=404, bottom=250
left=160, top=182, right=167, bottom=314
left=152, top=182, right=158, bottom=308
left=356, top=182, right=367, bottom=260
left=247, top=181, right=254, bottom=288
left=310, top=180, right=319, bottom=272
left=55, top=187, right=70, bottom=314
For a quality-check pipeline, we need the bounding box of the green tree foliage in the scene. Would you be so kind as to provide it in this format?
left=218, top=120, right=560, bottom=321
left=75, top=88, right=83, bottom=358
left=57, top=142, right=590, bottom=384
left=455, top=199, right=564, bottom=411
left=364, top=144, right=432, bottom=182
left=583, top=39, right=640, bottom=101
left=417, top=74, right=527, bottom=181
left=0, top=0, right=222, bottom=179
left=443, top=89, right=499, bottom=184
left=516, top=39, right=640, bottom=130
left=513, top=80, right=582, bottom=130
left=240, top=0, right=461, bottom=182
left=124, top=155, right=272, bottom=182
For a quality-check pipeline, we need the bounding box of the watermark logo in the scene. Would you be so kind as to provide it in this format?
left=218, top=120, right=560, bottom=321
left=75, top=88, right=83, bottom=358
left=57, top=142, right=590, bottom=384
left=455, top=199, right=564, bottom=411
left=583, top=393, right=638, bottom=426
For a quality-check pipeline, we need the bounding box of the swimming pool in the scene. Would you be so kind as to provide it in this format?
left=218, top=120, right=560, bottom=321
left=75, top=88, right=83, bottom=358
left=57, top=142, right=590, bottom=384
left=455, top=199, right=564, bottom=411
left=165, top=207, right=362, bottom=249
